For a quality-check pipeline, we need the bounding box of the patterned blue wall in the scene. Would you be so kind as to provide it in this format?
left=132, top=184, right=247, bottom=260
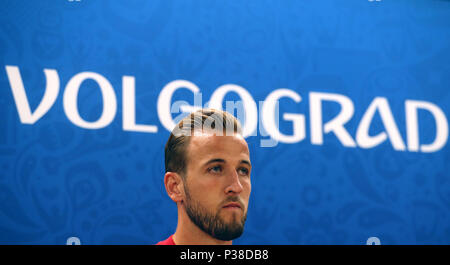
left=1, top=0, right=449, bottom=244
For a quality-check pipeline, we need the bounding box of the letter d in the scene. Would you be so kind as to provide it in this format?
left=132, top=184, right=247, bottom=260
left=406, top=100, right=448, bottom=152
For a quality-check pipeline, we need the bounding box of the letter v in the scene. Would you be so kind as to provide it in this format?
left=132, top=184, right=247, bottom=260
left=5, top=65, right=59, bottom=124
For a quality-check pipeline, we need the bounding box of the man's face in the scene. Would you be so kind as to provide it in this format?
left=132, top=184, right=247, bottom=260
left=182, top=131, right=251, bottom=241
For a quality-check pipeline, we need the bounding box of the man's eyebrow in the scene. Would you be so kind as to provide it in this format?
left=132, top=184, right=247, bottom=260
left=240, top=160, right=252, bottom=167
left=204, top=158, right=226, bottom=166
left=203, top=158, right=251, bottom=167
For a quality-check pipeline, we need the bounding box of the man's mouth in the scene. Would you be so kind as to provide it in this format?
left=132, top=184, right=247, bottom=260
left=222, top=202, right=242, bottom=209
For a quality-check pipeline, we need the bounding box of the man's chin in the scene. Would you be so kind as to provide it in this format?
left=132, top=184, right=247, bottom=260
left=212, top=224, right=245, bottom=241
left=220, top=209, right=243, bottom=222
left=216, top=214, right=246, bottom=236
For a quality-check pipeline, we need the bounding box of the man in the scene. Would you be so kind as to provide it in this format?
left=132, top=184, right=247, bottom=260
left=156, top=108, right=252, bottom=245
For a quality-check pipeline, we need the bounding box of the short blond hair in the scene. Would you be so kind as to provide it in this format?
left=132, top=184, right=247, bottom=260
left=164, top=108, right=242, bottom=177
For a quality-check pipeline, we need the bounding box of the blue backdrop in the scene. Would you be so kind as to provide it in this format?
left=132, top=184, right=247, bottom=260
left=1, top=0, right=450, bottom=244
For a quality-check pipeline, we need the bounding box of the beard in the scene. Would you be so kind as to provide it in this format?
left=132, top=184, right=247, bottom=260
left=183, top=182, right=247, bottom=241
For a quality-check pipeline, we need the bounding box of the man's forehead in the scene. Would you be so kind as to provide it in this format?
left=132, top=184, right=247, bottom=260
left=187, top=132, right=249, bottom=157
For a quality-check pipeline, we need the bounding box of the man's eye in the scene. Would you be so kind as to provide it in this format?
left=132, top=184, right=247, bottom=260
left=209, top=165, right=222, bottom=173
left=238, top=167, right=249, bottom=175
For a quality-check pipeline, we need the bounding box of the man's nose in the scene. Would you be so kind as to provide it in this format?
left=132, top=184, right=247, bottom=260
left=225, top=169, right=244, bottom=194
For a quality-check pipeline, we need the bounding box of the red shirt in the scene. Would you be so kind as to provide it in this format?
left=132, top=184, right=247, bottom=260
left=156, top=235, right=176, bottom=245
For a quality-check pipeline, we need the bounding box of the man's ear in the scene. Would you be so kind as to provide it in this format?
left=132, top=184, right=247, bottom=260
left=164, top=172, right=184, bottom=203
